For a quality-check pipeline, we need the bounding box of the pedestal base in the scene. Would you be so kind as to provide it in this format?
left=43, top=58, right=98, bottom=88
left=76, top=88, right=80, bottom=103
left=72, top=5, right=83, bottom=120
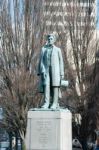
left=25, top=109, right=72, bottom=150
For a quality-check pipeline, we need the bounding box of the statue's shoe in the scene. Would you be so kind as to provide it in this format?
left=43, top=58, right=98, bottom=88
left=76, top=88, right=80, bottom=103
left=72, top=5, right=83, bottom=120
left=41, top=103, right=49, bottom=109
left=50, top=103, right=58, bottom=110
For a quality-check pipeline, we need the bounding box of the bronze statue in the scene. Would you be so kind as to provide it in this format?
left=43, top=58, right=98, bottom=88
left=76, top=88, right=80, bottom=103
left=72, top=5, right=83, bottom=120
left=38, top=34, right=65, bottom=109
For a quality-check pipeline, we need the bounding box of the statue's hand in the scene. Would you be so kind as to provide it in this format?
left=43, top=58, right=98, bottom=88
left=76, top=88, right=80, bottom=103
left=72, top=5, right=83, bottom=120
left=42, top=73, right=46, bottom=80
left=61, top=75, right=64, bottom=79
left=43, top=73, right=46, bottom=79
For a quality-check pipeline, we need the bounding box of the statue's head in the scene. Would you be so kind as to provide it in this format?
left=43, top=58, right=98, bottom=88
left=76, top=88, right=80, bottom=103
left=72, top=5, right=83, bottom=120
left=46, top=33, right=56, bottom=45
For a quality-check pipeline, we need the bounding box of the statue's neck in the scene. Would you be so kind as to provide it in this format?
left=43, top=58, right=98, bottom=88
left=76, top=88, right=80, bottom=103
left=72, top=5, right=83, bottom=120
left=47, top=44, right=54, bottom=48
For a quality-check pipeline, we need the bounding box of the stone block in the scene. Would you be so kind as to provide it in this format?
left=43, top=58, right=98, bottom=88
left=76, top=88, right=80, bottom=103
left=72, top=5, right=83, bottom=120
left=25, top=109, right=72, bottom=150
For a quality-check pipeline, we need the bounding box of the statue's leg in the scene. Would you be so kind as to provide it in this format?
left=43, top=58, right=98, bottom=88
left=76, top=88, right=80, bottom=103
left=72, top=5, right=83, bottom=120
left=41, top=75, right=50, bottom=109
left=49, top=86, right=53, bottom=107
left=50, top=87, right=59, bottom=109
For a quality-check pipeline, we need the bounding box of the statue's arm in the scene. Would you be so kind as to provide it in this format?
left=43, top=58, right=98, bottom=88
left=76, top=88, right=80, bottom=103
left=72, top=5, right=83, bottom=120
left=37, top=55, right=41, bottom=76
left=58, top=48, right=64, bottom=79
left=37, top=47, right=45, bottom=76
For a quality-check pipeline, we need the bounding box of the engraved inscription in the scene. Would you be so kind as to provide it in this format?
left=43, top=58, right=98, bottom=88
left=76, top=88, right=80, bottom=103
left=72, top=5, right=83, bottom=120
left=31, top=119, right=57, bottom=149
left=37, top=120, right=52, bottom=147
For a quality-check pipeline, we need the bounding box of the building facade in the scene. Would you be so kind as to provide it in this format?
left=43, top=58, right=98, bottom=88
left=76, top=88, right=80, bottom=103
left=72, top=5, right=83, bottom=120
left=44, top=0, right=95, bottom=32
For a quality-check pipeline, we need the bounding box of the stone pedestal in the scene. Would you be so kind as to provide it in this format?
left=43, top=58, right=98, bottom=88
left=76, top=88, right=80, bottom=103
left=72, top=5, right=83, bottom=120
left=25, top=109, right=72, bottom=150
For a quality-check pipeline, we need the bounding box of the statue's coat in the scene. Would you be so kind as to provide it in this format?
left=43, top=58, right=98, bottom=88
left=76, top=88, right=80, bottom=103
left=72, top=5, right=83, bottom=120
left=38, top=45, right=64, bottom=92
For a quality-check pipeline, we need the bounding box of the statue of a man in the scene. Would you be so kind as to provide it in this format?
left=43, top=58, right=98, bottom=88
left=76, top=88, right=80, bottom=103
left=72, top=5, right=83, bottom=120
left=38, top=34, right=64, bottom=109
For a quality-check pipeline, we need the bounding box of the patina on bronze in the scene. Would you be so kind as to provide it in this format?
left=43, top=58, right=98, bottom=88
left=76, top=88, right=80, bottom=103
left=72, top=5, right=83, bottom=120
left=38, top=34, right=65, bottom=109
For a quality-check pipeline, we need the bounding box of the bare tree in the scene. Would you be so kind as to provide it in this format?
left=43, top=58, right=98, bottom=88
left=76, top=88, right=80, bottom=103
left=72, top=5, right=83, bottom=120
left=51, top=0, right=97, bottom=147
left=63, top=0, right=97, bottom=147
left=0, top=0, right=45, bottom=149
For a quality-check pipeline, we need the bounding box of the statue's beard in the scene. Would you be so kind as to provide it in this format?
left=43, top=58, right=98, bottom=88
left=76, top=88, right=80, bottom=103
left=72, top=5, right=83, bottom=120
left=47, top=43, right=54, bottom=47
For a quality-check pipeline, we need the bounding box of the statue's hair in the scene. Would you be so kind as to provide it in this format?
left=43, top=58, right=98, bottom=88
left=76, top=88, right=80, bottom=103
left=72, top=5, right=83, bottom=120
left=46, top=33, right=57, bottom=41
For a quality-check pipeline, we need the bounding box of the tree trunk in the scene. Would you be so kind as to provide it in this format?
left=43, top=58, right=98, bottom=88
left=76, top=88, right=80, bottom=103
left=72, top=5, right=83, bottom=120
left=22, top=139, right=26, bottom=150
left=8, top=132, right=13, bottom=150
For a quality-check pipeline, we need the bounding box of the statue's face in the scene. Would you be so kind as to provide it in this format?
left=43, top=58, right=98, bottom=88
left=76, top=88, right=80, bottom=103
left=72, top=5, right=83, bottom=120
left=47, top=35, right=55, bottom=45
